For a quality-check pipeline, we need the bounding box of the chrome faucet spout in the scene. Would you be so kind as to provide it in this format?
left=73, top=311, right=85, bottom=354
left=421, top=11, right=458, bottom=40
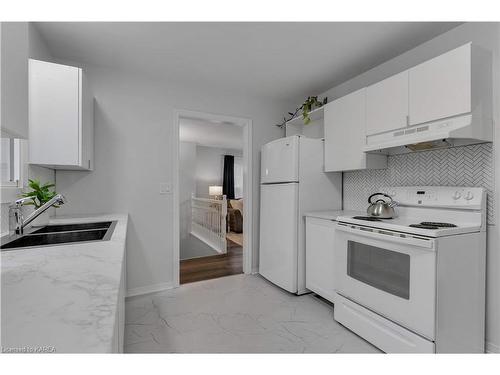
left=9, top=194, right=67, bottom=235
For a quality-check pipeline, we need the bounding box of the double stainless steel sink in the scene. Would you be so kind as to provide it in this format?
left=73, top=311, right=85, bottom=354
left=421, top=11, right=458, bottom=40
left=1, top=221, right=117, bottom=251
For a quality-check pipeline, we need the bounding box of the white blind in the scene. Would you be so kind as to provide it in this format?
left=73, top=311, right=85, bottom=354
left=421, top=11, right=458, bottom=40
left=234, top=156, right=243, bottom=199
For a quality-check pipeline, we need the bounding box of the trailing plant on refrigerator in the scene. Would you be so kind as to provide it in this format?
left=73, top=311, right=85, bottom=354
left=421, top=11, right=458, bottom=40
left=276, top=96, right=328, bottom=128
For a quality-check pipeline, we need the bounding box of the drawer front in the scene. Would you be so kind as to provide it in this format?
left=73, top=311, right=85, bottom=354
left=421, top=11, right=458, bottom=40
left=335, top=294, right=435, bottom=353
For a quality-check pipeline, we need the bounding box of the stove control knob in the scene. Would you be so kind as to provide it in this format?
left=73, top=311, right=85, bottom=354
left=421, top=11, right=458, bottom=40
left=452, top=191, right=462, bottom=200
left=465, top=191, right=474, bottom=201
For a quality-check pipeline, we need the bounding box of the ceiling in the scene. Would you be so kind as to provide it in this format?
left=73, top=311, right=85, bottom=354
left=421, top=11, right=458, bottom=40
left=179, top=117, right=243, bottom=150
left=35, top=22, right=461, bottom=101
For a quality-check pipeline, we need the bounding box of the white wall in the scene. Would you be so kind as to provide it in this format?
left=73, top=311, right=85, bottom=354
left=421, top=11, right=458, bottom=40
left=23, top=23, right=57, bottom=222
left=1, top=22, right=28, bottom=139
left=0, top=23, right=56, bottom=235
left=195, top=145, right=242, bottom=198
left=179, top=141, right=196, bottom=239
left=54, top=64, right=289, bottom=294
left=318, top=22, right=500, bottom=352
left=0, top=22, right=54, bottom=138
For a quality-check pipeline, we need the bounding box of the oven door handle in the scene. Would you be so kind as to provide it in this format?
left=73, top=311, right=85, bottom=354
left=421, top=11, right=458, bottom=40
left=336, top=223, right=435, bottom=250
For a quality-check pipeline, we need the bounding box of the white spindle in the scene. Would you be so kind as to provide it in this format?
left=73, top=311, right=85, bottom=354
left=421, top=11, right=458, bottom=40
left=190, top=195, right=227, bottom=253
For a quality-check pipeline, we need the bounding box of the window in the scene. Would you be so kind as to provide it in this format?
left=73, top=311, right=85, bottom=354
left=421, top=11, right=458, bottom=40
left=234, top=156, right=243, bottom=199
left=1, top=138, right=21, bottom=187
left=347, top=240, right=410, bottom=299
left=1, top=137, right=25, bottom=204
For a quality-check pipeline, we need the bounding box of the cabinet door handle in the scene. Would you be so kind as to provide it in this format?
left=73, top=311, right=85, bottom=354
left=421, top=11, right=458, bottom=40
left=406, top=115, right=410, bottom=126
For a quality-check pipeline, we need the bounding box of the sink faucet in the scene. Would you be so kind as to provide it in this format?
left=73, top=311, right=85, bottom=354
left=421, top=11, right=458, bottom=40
left=9, top=194, right=67, bottom=235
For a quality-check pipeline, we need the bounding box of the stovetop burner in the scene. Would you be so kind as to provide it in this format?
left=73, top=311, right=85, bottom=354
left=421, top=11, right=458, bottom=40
left=409, top=224, right=440, bottom=229
left=420, top=222, right=457, bottom=228
left=409, top=222, right=458, bottom=230
left=352, top=216, right=383, bottom=222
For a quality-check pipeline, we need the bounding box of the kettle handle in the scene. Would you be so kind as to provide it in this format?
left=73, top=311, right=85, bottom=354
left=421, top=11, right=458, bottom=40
left=368, top=193, right=392, bottom=204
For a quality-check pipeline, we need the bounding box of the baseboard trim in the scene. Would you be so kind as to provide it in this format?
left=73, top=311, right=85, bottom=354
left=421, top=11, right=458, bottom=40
left=126, top=282, right=175, bottom=298
left=251, top=267, right=259, bottom=275
left=486, top=341, right=500, bottom=353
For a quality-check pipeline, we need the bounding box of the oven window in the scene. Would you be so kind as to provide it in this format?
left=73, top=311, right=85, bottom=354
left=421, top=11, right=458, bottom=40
left=347, top=241, right=410, bottom=299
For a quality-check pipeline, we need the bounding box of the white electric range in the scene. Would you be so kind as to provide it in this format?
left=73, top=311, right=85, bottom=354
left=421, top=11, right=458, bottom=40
left=333, top=186, right=486, bottom=353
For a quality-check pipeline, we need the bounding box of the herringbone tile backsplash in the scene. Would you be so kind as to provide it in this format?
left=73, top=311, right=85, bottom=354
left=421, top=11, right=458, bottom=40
left=343, top=143, right=495, bottom=224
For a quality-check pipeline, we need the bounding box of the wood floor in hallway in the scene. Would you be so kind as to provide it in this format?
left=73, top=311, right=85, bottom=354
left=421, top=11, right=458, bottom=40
left=180, top=239, right=243, bottom=284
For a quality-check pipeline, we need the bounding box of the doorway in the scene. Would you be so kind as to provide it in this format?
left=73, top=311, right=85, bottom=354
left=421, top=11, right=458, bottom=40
left=173, top=110, right=252, bottom=286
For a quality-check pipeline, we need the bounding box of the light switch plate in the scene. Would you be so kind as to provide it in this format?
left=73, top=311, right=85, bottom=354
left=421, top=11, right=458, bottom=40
left=160, top=182, right=172, bottom=194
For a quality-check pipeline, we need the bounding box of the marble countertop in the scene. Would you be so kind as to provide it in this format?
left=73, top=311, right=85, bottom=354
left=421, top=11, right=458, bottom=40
left=303, top=210, right=364, bottom=221
left=1, top=213, right=128, bottom=353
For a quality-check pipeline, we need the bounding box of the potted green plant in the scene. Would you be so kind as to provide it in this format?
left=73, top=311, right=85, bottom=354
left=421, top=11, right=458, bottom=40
left=19, top=179, right=60, bottom=226
left=276, top=96, right=328, bottom=128
left=301, top=96, right=327, bottom=125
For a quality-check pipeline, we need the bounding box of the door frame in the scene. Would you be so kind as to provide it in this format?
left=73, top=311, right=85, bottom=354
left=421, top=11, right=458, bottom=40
left=172, top=109, right=253, bottom=287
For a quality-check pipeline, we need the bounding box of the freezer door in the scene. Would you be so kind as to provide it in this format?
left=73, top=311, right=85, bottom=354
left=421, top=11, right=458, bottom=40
left=259, top=182, right=299, bottom=293
left=261, top=136, right=299, bottom=184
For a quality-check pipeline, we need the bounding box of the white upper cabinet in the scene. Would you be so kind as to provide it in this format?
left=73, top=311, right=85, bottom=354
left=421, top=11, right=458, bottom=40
left=364, top=43, right=491, bottom=152
left=366, top=71, right=409, bottom=135
left=409, top=43, right=471, bottom=126
left=324, top=88, right=387, bottom=172
left=29, top=59, right=94, bottom=170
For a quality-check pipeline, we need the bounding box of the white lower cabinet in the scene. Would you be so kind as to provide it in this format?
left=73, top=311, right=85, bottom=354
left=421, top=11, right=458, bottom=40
left=305, top=217, right=337, bottom=303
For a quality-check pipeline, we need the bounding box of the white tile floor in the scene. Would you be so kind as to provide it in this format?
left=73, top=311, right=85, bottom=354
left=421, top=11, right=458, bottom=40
left=124, top=274, right=380, bottom=353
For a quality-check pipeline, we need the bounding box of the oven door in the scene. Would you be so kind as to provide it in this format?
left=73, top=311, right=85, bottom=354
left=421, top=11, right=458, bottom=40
left=335, top=223, right=436, bottom=340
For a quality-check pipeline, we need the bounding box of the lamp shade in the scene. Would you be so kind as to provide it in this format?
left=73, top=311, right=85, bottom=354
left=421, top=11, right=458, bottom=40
left=209, top=185, right=223, bottom=196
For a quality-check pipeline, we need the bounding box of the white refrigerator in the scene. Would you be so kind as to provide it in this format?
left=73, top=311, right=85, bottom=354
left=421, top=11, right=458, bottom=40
left=259, top=135, right=342, bottom=294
